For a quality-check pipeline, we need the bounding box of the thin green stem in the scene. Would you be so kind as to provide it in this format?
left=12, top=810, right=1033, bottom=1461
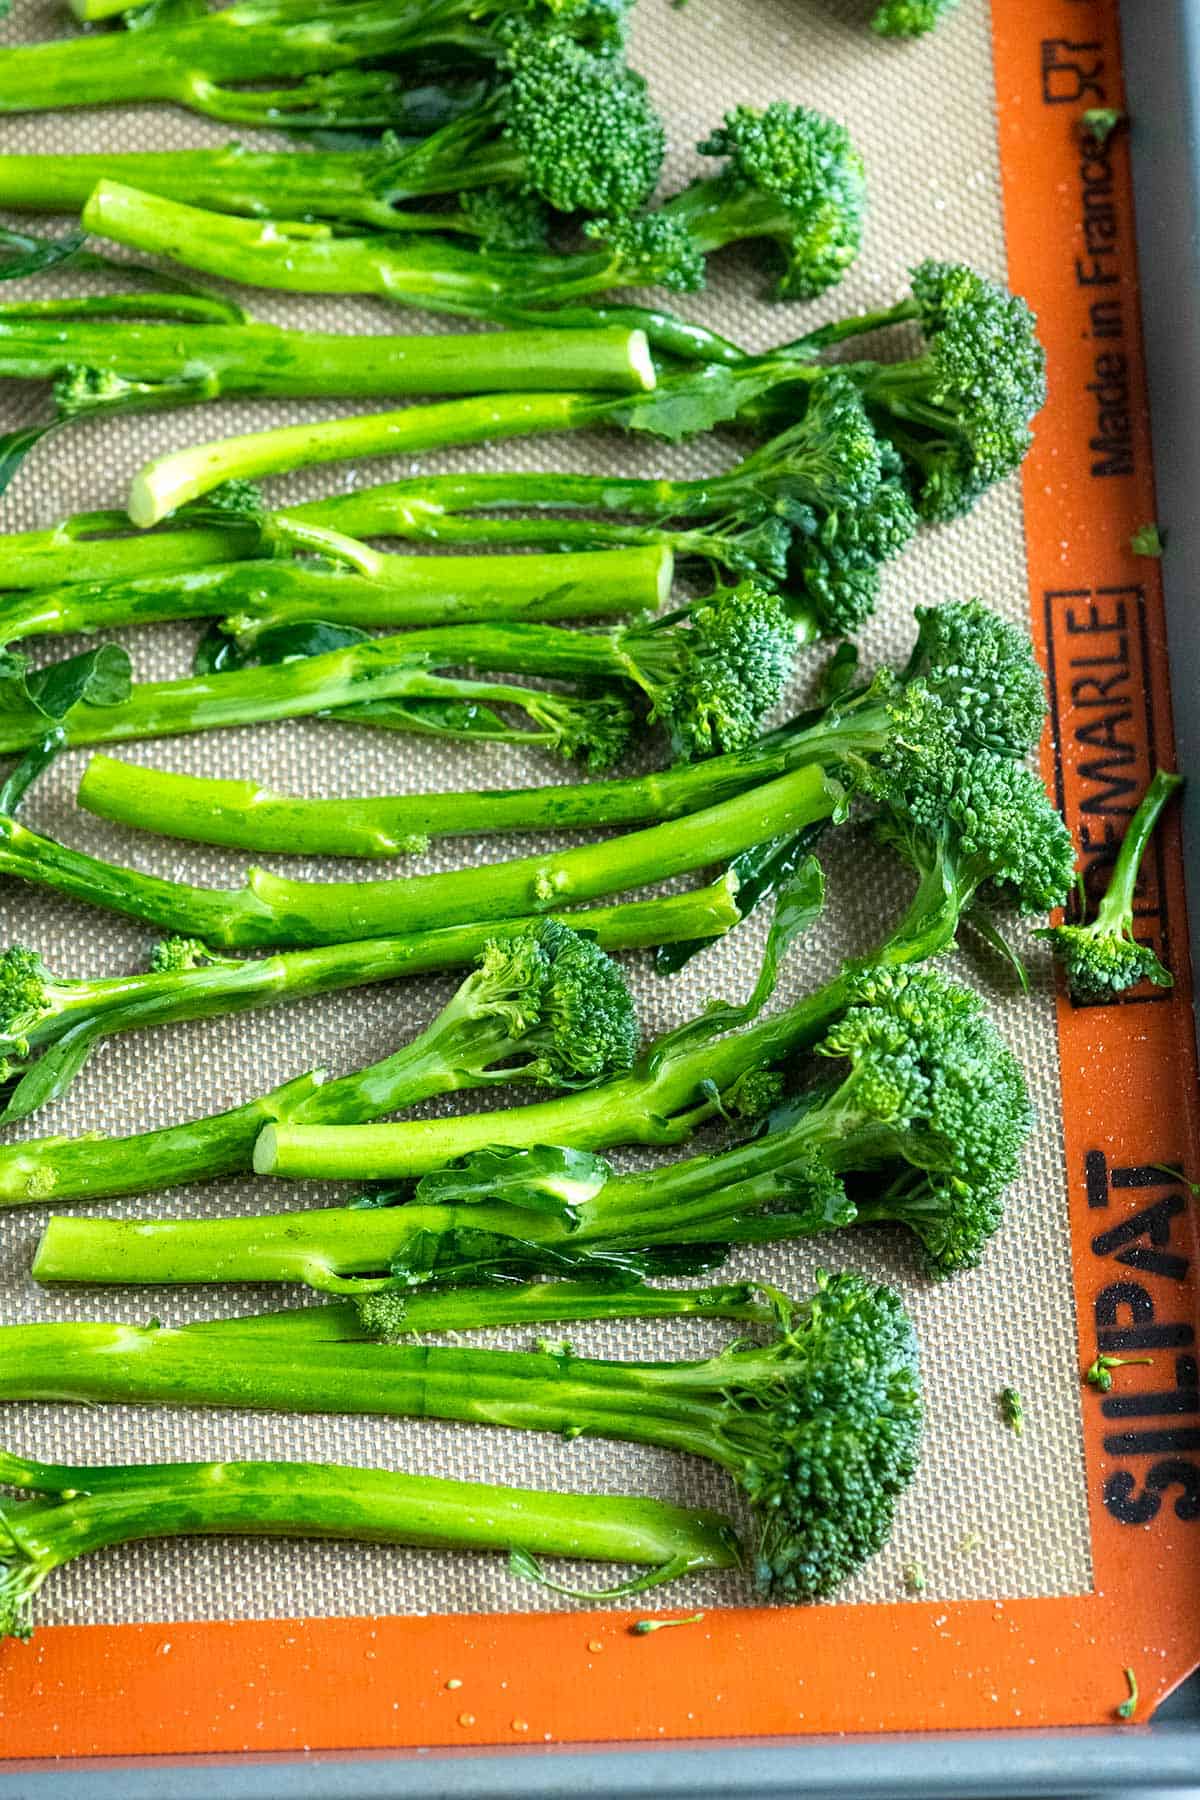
left=0, top=621, right=648, bottom=757
left=76, top=725, right=809, bottom=856
left=126, top=390, right=625, bottom=527
left=13, top=879, right=741, bottom=1058
left=1093, top=770, right=1183, bottom=933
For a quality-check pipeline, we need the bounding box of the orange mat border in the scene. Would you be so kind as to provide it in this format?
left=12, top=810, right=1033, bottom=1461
left=3, top=0, right=1199, bottom=1758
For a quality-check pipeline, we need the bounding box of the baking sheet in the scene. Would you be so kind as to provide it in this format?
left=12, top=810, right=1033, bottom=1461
left=0, top=0, right=1092, bottom=1629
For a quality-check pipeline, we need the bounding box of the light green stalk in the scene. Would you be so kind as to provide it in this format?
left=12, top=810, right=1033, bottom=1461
left=0, top=1450, right=738, bottom=1638
left=0, top=764, right=838, bottom=947
left=0, top=543, right=671, bottom=644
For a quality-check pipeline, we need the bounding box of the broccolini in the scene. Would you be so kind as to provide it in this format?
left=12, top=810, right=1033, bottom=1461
left=0, top=1270, right=923, bottom=1602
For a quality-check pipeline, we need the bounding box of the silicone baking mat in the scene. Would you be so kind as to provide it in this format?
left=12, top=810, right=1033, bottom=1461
left=0, top=0, right=1198, bottom=1757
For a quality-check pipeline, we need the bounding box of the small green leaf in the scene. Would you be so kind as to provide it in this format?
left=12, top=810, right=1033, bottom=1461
left=413, top=1145, right=611, bottom=1216
left=0, top=730, right=66, bottom=815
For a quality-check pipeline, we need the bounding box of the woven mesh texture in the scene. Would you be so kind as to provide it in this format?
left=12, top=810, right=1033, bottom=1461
left=0, top=0, right=1092, bottom=1627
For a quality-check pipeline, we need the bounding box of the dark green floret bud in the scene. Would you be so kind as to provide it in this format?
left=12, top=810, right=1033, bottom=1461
left=907, top=599, right=1049, bottom=756
left=815, top=965, right=1032, bottom=1275
left=0, top=945, right=50, bottom=1076
left=148, top=937, right=217, bottom=974
left=864, top=260, right=1047, bottom=522
left=872, top=0, right=959, bottom=36
left=501, top=27, right=665, bottom=215
left=631, top=581, right=796, bottom=761
left=459, top=185, right=552, bottom=252
left=586, top=211, right=707, bottom=295
left=473, top=917, right=640, bottom=1088
left=744, top=1271, right=921, bottom=1597
left=1039, top=921, right=1172, bottom=1004
left=694, top=103, right=867, bottom=300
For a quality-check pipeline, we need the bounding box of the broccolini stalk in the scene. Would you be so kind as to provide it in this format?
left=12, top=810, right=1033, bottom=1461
left=0, top=542, right=671, bottom=645
left=0, top=1449, right=740, bottom=1641
left=37, top=965, right=1032, bottom=1291
left=0, top=581, right=795, bottom=767
left=0, top=306, right=657, bottom=404
left=0, top=0, right=632, bottom=127
left=0, top=621, right=644, bottom=769
left=0, top=879, right=740, bottom=1125
left=0, top=371, right=915, bottom=642
left=0, top=25, right=665, bottom=225
left=0, top=762, right=837, bottom=948
left=1039, top=769, right=1183, bottom=1002
left=0, top=1270, right=923, bottom=1601
left=78, top=598, right=1047, bottom=858
left=62, top=101, right=860, bottom=309
left=255, top=610, right=1074, bottom=1180
left=0, top=919, right=640, bottom=1209
left=110, top=259, right=1044, bottom=526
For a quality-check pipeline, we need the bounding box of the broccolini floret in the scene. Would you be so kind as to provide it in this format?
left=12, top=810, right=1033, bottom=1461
left=61, top=967, right=1032, bottom=1291
left=0, top=920, right=640, bottom=1208
left=872, top=0, right=960, bottom=38
left=855, top=260, right=1047, bottom=521
left=590, top=102, right=866, bottom=300
left=1039, top=770, right=1182, bottom=1002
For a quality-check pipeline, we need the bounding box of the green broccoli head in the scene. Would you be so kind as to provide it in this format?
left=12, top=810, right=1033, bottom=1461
left=792, top=466, right=919, bottom=637
left=501, top=26, right=665, bottom=215
left=523, top=688, right=632, bottom=771
left=472, top=918, right=639, bottom=1088
left=458, top=184, right=553, bottom=252
left=629, top=580, right=796, bottom=760
left=866, top=686, right=1076, bottom=918
left=907, top=599, right=1049, bottom=757
left=865, top=261, right=1046, bottom=521
left=0, top=945, right=52, bottom=1077
left=827, top=966, right=1032, bottom=1274
left=585, top=211, right=707, bottom=295
left=0, top=1513, right=43, bottom=1643
left=1038, top=917, right=1173, bottom=1004
left=732, top=1270, right=921, bottom=1597
left=148, top=937, right=216, bottom=974
left=692, top=103, right=867, bottom=300
left=872, top=0, right=960, bottom=36
left=738, top=374, right=891, bottom=514
left=516, top=0, right=633, bottom=54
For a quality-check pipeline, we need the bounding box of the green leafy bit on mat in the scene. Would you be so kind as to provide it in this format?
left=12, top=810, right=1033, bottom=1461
left=0, top=1448, right=740, bottom=1642
left=1085, top=1354, right=1153, bottom=1395
left=0, top=1271, right=924, bottom=1601
left=1117, top=1667, right=1139, bottom=1722
left=630, top=1612, right=705, bottom=1634
left=999, top=1386, right=1024, bottom=1436
left=1040, top=770, right=1182, bottom=1003
left=1082, top=107, right=1125, bottom=148
left=902, top=1560, right=925, bottom=1595
left=38, top=965, right=1034, bottom=1291
left=1131, top=522, right=1164, bottom=557
left=872, top=0, right=960, bottom=39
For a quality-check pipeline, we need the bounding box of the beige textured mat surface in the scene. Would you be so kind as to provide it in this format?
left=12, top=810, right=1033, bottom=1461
left=0, top=0, right=1091, bottom=1626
